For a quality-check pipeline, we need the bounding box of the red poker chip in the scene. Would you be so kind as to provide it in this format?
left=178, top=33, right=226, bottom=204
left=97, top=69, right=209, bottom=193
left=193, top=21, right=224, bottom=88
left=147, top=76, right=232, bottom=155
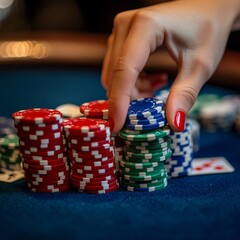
left=69, top=151, right=114, bottom=160
left=79, top=100, right=108, bottom=116
left=25, top=179, right=69, bottom=187
left=68, top=142, right=113, bottom=151
left=25, top=172, right=69, bottom=181
left=68, top=139, right=112, bottom=148
left=71, top=162, right=114, bottom=171
left=71, top=167, right=116, bottom=176
left=20, top=143, right=65, bottom=152
left=17, top=130, right=63, bottom=141
left=70, top=147, right=114, bottom=157
left=23, top=165, right=69, bottom=174
left=18, top=137, right=66, bottom=146
left=17, top=128, right=63, bottom=138
left=15, top=122, right=63, bottom=132
left=78, top=185, right=118, bottom=194
left=25, top=176, right=69, bottom=184
left=26, top=177, right=69, bottom=186
left=66, top=134, right=111, bottom=143
left=27, top=183, right=69, bottom=193
left=23, top=158, right=67, bottom=166
left=21, top=153, right=66, bottom=160
left=71, top=179, right=117, bottom=190
left=72, top=166, right=115, bottom=175
left=66, top=127, right=110, bottom=138
left=68, top=155, right=114, bottom=163
left=63, top=118, right=109, bottom=133
left=78, top=178, right=117, bottom=187
left=19, top=140, right=66, bottom=149
left=70, top=170, right=116, bottom=179
left=69, top=158, right=113, bottom=167
left=71, top=173, right=116, bottom=182
left=23, top=161, right=68, bottom=170
left=20, top=147, right=66, bottom=157
left=12, top=108, right=62, bottom=124
left=78, top=182, right=118, bottom=191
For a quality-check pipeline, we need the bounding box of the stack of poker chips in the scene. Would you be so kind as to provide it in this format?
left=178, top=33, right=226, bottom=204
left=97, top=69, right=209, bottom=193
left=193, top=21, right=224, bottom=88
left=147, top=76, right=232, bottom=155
left=63, top=118, right=118, bottom=194
left=12, top=108, right=69, bottom=193
left=118, top=98, right=171, bottom=192
left=0, top=134, right=22, bottom=171
left=165, top=120, right=193, bottom=178
left=79, top=100, right=125, bottom=176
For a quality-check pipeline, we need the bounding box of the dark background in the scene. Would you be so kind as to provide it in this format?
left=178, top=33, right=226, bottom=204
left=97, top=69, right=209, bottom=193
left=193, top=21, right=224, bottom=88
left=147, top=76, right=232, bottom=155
left=0, top=0, right=239, bottom=51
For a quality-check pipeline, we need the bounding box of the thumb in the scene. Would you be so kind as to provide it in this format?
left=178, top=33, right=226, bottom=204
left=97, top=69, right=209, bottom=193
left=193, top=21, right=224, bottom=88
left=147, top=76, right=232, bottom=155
left=166, top=57, right=210, bottom=132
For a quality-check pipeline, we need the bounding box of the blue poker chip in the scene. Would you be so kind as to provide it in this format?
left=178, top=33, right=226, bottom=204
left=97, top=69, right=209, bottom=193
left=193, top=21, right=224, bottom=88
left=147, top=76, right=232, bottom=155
left=165, top=158, right=191, bottom=167
left=126, top=112, right=166, bottom=124
left=127, top=98, right=165, bottom=120
left=166, top=162, right=192, bottom=173
left=167, top=170, right=190, bottom=178
left=124, top=119, right=167, bottom=131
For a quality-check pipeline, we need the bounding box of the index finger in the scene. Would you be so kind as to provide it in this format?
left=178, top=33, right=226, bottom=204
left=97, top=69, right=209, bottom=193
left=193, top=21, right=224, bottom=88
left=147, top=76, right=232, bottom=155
left=108, top=11, right=164, bottom=132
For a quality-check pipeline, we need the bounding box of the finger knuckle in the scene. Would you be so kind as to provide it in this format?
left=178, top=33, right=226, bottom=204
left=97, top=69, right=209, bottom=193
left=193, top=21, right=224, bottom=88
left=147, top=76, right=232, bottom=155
left=181, top=86, right=198, bottom=108
left=133, top=10, right=159, bottom=26
left=113, top=12, right=129, bottom=28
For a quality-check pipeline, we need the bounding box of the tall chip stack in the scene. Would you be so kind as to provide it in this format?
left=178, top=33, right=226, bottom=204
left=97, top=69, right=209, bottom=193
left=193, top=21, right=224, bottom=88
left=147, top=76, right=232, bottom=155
left=79, top=100, right=125, bottom=178
left=12, top=108, right=69, bottom=193
left=118, top=98, right=171, bottom=192
left=63, top=118, right=118, bottom=194
left=165, top=120, right=193, bottom=178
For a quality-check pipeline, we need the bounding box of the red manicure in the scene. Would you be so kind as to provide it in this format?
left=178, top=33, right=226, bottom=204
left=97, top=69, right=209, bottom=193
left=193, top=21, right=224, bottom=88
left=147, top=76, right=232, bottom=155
left=174, top=111, right=186, bottom=132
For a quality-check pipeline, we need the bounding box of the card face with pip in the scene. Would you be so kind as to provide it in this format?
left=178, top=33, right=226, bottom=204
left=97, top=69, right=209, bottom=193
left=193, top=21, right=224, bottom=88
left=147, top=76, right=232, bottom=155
left=0, top=169, right=24, bottom=183
left=188, top=157, right=235, bottom=176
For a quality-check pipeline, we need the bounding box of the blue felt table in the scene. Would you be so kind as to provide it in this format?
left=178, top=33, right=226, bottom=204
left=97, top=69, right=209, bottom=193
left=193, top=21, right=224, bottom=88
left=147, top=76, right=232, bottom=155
left=0, top=67, right=240, bottom=240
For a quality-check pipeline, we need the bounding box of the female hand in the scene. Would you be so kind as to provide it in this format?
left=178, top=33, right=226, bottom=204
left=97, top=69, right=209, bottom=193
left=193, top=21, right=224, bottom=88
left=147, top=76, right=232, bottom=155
left=101, top=0, right=240, bottom=132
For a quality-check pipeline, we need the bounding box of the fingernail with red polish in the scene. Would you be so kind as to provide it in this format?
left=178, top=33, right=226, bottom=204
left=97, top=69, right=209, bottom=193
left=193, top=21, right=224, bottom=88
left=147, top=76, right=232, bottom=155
left=109, top=117, right=114, bottom=132
left=174, top=111, right=186, bottom=132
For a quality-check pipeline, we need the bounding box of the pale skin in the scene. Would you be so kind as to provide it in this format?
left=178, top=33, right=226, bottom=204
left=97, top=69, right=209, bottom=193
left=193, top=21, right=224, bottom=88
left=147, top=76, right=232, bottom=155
left=101, top=0, right=240, bottom=132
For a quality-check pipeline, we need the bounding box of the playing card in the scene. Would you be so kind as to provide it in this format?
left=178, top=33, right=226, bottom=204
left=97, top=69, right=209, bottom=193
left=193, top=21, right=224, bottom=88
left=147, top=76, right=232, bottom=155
left=0, top=168, right=24, bottom=183
left=188, top=156, right=235, bottom=176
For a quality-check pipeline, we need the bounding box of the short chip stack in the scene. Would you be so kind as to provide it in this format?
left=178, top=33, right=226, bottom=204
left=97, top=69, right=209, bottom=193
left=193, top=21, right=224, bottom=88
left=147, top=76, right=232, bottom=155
left=118, top=98, right=171, bottom=192
left=63, top=118, right=118, bottom=194
left=12, top=108, right=69, bottom=193
left=0, top=134, right=22, bottom=171
left=165, top=120, right=193, bottom=178
left=79, top=100, right=125, bottom=177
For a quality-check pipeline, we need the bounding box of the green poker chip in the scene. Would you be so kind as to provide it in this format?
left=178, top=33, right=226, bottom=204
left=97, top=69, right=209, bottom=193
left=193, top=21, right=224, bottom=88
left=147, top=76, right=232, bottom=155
left=120, top=180, right=168, bottom=192
left=120, top=176, right=168, bottom=188
left=126, top=141, right=171, bottom=151
left=125, top=149, right=172, bottom=162
left=120, top=168, right=163, bottom=177
left=118, top=126, right=170, bottom=142
left=0, top=134, right=19, bottom=150
left=122, top=168, right=166, bottom=181
left=125, top=136, right=170, bottom=147
left=120, top=165, right=165, bottom=174
left=119, top=159, right=163, bottom=169
left=126, top=148, right=171, bottom=159
left=124, top=147, right=168, bottom=156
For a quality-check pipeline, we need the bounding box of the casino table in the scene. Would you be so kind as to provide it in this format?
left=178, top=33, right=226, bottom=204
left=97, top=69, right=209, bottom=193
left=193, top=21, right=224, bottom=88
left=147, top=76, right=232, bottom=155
left=0, top=34, right=240, bottom=240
